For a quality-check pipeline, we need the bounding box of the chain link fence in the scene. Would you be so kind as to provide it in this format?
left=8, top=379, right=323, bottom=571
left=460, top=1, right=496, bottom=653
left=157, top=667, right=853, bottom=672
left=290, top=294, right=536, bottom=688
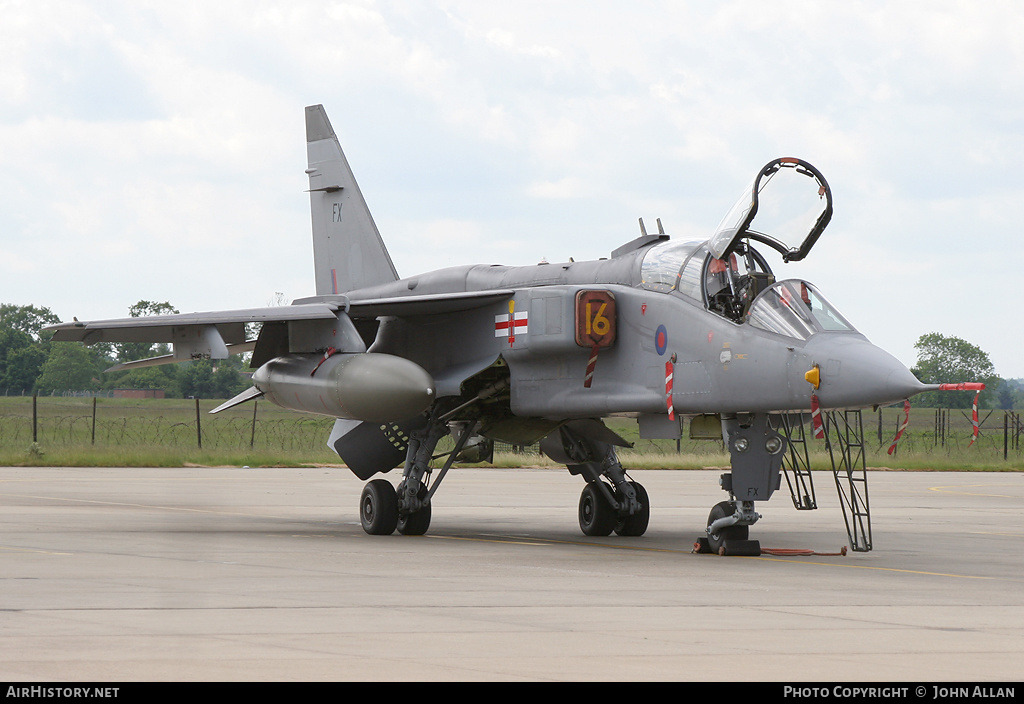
left=1, top=397, right=1020, bottom=462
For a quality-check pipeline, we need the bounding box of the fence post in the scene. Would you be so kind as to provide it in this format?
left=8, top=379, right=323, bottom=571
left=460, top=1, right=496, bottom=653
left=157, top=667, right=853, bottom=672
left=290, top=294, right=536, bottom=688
left=91, top=396, right=97, bottom=445
left=195, top=397, right=202, bottom=449
left=1005, top=411, right=1009, bottom=461
left=32, top=394, right=38, bottom=443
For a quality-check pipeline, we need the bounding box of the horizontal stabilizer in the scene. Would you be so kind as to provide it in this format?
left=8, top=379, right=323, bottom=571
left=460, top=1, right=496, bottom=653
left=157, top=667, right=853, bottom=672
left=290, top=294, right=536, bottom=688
left=105, top=341, right=257, bottom=372
left=209, top=385, right=265, bottom=415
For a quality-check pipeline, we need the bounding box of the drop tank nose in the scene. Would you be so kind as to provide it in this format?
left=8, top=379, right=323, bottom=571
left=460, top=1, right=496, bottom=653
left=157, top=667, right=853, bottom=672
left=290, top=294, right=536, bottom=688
left=803, top=336, right=926, bottom=409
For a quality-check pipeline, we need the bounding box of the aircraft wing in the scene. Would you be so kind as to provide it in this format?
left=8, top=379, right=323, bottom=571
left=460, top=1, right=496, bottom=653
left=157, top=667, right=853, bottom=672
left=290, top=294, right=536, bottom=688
left=44, top=291, right=513, bottom=373
left=44, top=304, right=342, bottom=345
left=46, top=287, right=515, bottom=345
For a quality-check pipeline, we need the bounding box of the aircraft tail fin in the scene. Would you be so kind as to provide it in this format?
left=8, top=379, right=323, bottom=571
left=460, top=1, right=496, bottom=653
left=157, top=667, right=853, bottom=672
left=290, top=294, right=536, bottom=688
left=305, top=105, right=399, bottom=295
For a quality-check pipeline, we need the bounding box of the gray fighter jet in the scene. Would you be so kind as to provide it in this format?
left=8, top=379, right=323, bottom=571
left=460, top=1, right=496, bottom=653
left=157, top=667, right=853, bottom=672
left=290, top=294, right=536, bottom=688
left=47, top=105, right=945, bottom=551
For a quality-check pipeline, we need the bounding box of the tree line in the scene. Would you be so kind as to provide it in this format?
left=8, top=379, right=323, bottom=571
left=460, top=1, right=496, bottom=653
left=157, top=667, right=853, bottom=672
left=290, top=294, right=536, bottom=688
left=0, top=301, right=250, bottom=399
left=1, top=300, right=1021, bottom=408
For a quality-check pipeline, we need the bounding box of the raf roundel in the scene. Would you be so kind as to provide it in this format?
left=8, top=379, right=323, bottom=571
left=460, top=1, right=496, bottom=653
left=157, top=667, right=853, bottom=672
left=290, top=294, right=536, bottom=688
left=655, top=324, right=668, bottom=355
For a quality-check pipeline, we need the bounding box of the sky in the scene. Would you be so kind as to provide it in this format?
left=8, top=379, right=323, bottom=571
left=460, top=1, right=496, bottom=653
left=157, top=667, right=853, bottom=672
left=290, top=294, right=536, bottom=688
left=1, top=1, right=1022, bottom=378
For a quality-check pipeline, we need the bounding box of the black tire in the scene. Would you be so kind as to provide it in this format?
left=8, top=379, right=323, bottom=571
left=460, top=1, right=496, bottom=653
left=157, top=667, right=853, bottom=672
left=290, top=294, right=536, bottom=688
left=579, top=482, right=615, bottom=536
left=360, top=479, right=398, bottom=535
left=614, top=481, right=650, bottom=537
left=397, top=502, right=432, bottom=536
left=706, top=500, right=748, bottom=553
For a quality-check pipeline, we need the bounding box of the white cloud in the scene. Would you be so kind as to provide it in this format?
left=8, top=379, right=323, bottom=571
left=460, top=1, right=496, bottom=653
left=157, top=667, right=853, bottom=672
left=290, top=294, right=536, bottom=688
left=1, top=0, right=1022, bottom=376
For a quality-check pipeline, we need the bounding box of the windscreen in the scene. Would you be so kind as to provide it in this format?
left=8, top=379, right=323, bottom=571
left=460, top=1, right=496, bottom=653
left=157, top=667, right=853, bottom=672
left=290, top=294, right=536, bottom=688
left=747, top=280, right=855, bottom=339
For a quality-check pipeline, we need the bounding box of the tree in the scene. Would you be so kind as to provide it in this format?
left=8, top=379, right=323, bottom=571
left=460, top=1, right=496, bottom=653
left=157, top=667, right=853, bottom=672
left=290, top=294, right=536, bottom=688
left=0, top=303, right=60, bottom=341
left=0, top=304, right=61, bottom=393
left=33, top=343, right=105, bottom=394
left=103, top=365, right=180, bottom=395
left=175, top=357, right=250, bottom=399
left=911, top=333, right=1001, bottom=408
left=1, top=344, right=48, bottom=393
left=998, top=378, right=1024, bottom=411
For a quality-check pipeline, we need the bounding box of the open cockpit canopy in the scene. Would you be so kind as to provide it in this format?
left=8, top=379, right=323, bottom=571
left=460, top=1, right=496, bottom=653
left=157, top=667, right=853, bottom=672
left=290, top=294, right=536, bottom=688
left=708, top=157, right=832, bottom=263
left=635, top=157, right=848, bottom=333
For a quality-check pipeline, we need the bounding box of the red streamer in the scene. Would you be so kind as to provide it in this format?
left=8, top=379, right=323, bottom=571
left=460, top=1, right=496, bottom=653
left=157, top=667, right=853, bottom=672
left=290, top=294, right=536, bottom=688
left=665, top=360, right=675, bottom=421
left=810, top=394, right=824, bottom=439
left=887, top=399, right=911, bottom=455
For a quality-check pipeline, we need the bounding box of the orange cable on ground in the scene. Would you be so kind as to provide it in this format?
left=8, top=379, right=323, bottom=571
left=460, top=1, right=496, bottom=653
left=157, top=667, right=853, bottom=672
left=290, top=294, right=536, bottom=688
left=760, top=546, right=847, bottom=557
left=692, top=542, right=848, bottom=557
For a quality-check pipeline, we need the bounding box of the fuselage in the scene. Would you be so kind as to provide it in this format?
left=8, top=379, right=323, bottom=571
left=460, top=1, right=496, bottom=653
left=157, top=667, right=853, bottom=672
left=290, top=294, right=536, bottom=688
left=346, top=236, right=925, bottom=420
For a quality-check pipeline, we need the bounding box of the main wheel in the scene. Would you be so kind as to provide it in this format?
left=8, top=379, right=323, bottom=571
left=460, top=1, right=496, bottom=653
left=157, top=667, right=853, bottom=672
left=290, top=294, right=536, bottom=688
left=397, top=502, right=432, bottom=536
left=614, top=481, right=650, bottom=537
left=579, top=482, right=616, bottom=536
left=706, top=500, right=748, bottom=553
left=360, top=479, right=399, bottom=535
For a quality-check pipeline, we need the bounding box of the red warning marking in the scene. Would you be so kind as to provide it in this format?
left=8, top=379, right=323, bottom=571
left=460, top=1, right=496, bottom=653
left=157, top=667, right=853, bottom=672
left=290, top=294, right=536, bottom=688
left=310, top=346, right=337, bottom=376
left=969, top=390, right=981, bottom=447
left=810, top=393, right=824, bottom=439
left=583, top=344, right=600, bottom=388
left=938, top=383, right=986, bottom=447
left=887, top=399, right=911, bottom=455
left=665, top=360, right=675, bottom=421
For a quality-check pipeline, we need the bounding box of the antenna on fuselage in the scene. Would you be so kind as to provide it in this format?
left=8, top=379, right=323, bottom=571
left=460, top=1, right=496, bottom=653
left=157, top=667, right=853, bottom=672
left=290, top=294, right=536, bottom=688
left=638, top=218, right=666, bottom=237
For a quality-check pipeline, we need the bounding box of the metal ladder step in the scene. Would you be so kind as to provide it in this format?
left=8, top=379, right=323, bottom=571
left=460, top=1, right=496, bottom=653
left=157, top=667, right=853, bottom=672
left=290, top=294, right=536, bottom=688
left=823, top=409, right=872, bottom=552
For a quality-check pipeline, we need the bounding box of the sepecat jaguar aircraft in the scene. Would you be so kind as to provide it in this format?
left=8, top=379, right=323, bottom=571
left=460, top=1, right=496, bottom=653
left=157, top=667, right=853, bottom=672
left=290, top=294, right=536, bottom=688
left=46, top=104, right=957, bottom=553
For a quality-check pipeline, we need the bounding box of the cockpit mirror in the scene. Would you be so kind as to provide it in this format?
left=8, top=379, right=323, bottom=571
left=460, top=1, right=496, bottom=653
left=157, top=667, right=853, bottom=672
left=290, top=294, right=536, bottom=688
left=708, top=158, right=832, bottom=263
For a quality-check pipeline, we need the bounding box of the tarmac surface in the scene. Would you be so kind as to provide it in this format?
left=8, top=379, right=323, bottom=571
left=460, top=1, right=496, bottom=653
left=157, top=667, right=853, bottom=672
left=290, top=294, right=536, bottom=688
left=0, top=466, right=1021, bottom=681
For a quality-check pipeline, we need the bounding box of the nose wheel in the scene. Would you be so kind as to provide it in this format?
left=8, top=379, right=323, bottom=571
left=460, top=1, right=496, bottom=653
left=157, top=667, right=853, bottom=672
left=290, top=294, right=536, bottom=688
left=705, top=500, right=748, bottom=553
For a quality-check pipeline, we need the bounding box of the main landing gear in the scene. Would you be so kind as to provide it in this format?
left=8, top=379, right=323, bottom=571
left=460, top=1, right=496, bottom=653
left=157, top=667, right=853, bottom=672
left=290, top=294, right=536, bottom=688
left=578, top=480, right=650, bottom=536
left=358, top=406, right=478, bottom=536
left=541, top=420, right=651, bottom=538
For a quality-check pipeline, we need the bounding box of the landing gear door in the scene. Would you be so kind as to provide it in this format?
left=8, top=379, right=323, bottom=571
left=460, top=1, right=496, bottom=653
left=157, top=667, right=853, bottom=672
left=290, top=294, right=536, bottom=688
left=708, top=157, right=832, bottom=263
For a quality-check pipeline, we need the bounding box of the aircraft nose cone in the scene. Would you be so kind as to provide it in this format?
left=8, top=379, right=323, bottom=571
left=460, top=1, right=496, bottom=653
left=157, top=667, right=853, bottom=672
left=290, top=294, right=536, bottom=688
left=807, top=336, right=926, bottom=409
